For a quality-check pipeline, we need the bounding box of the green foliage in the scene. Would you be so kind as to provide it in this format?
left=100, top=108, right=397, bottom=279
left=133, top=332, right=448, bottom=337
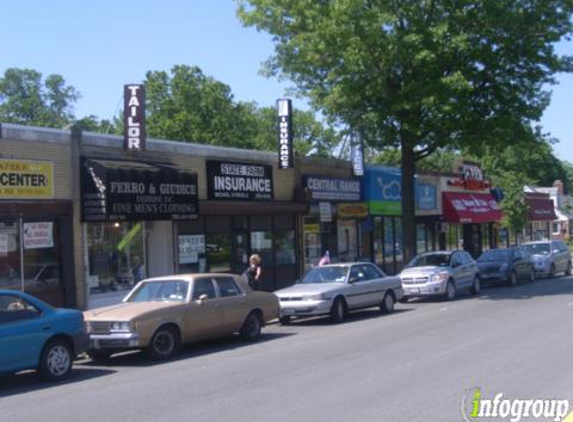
left=499, top=173, right=529, bottom=237
left=0, top=68, right=79, bottom=128
left=237, top=0, right=573, bottom=259
left=144, top=64, right=340, bottom=153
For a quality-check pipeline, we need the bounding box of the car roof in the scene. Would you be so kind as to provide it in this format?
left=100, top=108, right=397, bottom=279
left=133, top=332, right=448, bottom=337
left=311, top=262, right=373, bottom=268
left=139, top=273, right=241, bottom=283
left=522, top=240, right=552, bottom=244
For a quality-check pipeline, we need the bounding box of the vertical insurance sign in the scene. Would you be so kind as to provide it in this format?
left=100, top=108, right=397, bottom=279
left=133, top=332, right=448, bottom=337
left=277, top=99, right=294, bottom=169
left=124, top=84, right=146, bottom=150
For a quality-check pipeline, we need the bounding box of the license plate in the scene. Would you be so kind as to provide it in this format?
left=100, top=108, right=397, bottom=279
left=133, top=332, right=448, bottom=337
left=408, top=288, right=420, bottom=294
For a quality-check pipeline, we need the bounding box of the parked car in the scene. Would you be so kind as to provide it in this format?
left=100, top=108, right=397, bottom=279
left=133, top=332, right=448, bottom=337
left=274, top=262, right=403, bottom=324
left=399, top=250, right=480, bottom=301
left=521, top=240, right=572, bottom=278
left=0, top=290, right=89, bottom=380
left=477, top=247, right=535, bottom=285
left=84, top=274, right=279, bottom=361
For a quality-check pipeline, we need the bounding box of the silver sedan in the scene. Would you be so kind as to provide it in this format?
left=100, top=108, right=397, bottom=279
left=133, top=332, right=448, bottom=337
left=274, top=262, right=403, bottom=324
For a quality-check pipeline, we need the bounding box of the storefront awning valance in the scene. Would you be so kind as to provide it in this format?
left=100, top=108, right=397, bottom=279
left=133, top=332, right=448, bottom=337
left=442, top=192, right=502, bottom=224
left=525, top=196, right=557, bottom=221
left=80, top=158, right=198, bottom=222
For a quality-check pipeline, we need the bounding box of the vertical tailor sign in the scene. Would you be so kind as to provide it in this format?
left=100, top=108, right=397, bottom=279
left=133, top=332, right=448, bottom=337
left=124, top=84, right=146, bottom=150
left=277, top=99, right=294, bottom=169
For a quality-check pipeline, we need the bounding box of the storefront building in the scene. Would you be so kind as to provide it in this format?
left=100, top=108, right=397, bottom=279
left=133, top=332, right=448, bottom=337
left=79, top=132, right=306, bottom=308
left=523, top=192, right=557, bottom=241
left=363, top=166, right=443, bottom=274
left=0, top=125, right=78, bottom=307
left=441, top=163, right=502, bottom=258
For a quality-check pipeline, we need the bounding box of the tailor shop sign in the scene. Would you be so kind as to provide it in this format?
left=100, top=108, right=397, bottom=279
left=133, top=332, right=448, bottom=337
left=80, top=158, right=198, bottom=222
left=206, top=160, right=273, bottom=201
left=304, top=176, right=361, bottom=202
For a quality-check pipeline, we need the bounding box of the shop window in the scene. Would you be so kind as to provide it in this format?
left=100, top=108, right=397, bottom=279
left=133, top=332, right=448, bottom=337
left=87, top=222, right=145, bottom=295
left=303, top=216, right=321, bottom=269
left=274, top=215, right=294, bottom=230
left=416, top=224, right=427, bottom=255
left=251, top=215, right=271, bottom=231
left=0, top=221, right=21, bottom=291
left=553, top=222, right=560, bottom=235
left=374, top=217, right=384, bottom=265
left=233, top=216, right=248, bottom=230
left=394, top=218, right=403, bottom=272
left=251, top=231, right=274, bottom=266
left=206, top=233, right=231, bottom=272
left=383, top=216, right=395, bottom=273
left=274, top=230, right=296, bottom=265
left=337, top=219, right=358, bottom=262
left=206, top=216, right=231, bottom=233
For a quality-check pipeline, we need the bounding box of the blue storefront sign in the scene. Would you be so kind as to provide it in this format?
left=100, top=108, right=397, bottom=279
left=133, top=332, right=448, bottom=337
left=363, top=167, right=402, bottom=215
left=364, top=167, right=438, bottom=215
left=416, top=183, right=437, bottom=211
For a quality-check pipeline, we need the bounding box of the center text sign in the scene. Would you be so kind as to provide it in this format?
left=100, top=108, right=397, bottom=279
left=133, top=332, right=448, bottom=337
left=304, top=176, right=361, bottom=202
left=206, top=160, right=274, bottom=201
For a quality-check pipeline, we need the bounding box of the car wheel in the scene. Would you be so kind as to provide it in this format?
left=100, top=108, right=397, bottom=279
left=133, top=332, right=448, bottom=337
left=39, top=338, right=72, bottom=381
left=445, top=280, right=456, bottom=301
left=566, top=261, right=572, bottom=276
left=146, top=325, right=180, bottom=361
left=330, top=297, right=346, bottom=323
left=380, top=292, right=395, bottom=313
left=549, top=263, right=556, bottom=278
left=88, top=350, right=112, bottom=363
left=508, top=271, right=518, bottom=287
left=470, top=276, right=481, bottom=295
left=240, top=311, right=262, bottom=341
left=279, top=316, right=291, bottom=325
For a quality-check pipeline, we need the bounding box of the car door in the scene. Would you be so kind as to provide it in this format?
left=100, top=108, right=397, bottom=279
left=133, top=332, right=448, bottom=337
left=346, top=265, right=373, bottom=309
left=514, top=249, right=528, bottom=279
left=213, top=276, right=250, bottom=333
left=451, top=252, right=469, bottom=287
left=0, top=294, right=49, bottom=373
left=361, top=263, right=389, bottom=306
left=557, top=241, right=570, bottom=273
left=185, top=277, right=225, bottom=341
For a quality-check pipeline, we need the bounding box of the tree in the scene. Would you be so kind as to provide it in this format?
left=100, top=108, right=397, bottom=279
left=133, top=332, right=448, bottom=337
left=237, top=0, right=573, bottom=262
left=144, top=64, right=341, bottom=154
left=498, top=173, right=530, bottom=245
left=0, top=68, right=79, bottom=128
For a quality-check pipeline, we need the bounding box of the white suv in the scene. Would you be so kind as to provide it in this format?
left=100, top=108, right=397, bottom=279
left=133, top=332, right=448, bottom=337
left=522, top=240, right=572, bottom=277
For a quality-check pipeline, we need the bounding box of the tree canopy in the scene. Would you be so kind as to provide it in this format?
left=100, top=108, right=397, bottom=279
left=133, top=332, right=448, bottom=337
left=237, top=0, right=573, bottom=260
left=0, top=68, right=79, bottom=128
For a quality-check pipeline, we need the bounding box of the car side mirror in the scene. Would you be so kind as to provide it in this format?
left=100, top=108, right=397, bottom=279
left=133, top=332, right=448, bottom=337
left=197, top=294, right=209, bottom=303
left=451, top=262, right=460, bottom=268
left=349, top=277, right=359, bottom=284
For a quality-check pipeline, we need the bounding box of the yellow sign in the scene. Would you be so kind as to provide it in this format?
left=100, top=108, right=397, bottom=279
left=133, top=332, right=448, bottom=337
left=304, top=224, right=320, bottom=233
left=338, top=203, right=369, bottom=218
left=0, top=159, right=54, bottom=199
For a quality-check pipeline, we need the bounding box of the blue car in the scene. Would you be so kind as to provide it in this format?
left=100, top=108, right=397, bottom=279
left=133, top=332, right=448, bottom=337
left=0, top=290, right=89, bottom=380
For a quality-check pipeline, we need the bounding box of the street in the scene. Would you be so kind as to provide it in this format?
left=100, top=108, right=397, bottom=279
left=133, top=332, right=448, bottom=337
left=2, top=276, right=573, bottom=422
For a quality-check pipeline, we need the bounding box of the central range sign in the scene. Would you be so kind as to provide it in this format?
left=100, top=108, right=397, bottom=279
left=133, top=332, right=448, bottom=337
left=206, top=160, right=274, bottom=201
left=80, top=158, right=198, bottom=222
left=303, top=176, right=361, bottom=202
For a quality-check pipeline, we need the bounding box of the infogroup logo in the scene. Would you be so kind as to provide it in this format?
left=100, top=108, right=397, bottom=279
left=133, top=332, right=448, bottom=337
left=461, top=388, right=571, bottom=422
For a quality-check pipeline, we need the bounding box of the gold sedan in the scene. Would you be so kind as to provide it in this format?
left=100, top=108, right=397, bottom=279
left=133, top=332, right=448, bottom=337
left=84, top=274, right=279, bottom=361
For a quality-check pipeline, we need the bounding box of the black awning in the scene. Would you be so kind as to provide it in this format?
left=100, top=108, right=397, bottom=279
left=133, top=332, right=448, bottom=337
left=80, top=158, right=198, bottom=222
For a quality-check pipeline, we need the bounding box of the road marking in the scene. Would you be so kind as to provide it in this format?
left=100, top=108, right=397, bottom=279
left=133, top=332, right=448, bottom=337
left=439, top=307, right=448, bottom=311
left=562, top=410, right=573, bottom=422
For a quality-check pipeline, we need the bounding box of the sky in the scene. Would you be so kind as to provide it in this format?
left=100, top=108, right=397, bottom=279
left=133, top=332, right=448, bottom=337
left=2, top=0, right=573, bottom=162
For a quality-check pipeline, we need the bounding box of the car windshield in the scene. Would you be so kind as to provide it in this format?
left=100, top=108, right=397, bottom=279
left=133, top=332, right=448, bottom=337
left=408, top=254, right=450, bottom=267
left=299, top=266, right=349, bottom=284
left=522, top=243, right=550, bottom=255
left=126, top=280, right=189, bottom=302
left=478, top=249, right=512, bottom=262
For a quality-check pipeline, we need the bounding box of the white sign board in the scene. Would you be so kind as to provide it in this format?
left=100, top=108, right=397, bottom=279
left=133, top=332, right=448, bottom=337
left=23, top=222, right=54, bottom=249
left=319, top=202, right=332, bottom=222
left=178, top=234, right=205, bottom=264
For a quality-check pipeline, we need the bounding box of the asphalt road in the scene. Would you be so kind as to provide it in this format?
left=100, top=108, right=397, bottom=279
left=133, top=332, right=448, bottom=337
left=2, top=276, right=573, bottom=422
